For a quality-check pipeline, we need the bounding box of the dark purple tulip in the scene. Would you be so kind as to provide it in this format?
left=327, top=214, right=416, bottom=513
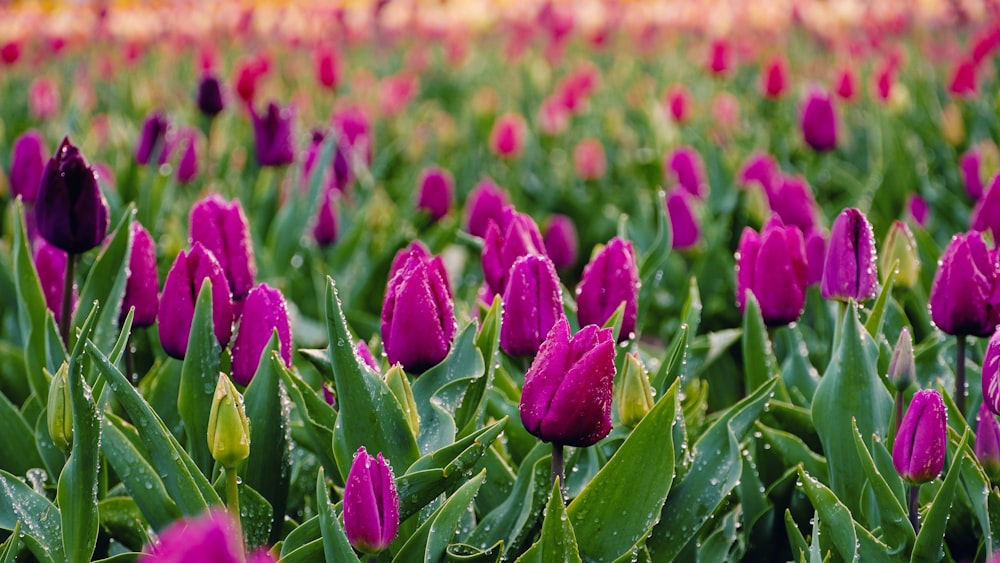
left=665, top=146, right=707, bottom=200
left=665, top=188, right=700, bottom=250
left=805, top=229, right=827, bottom=287
left=961, top=148, right=984, bottom=200
left=768, top=175, right=819, bottom=234
left=929, top=232, right=999, bottom=337
left=34, top=239, right=75, bottom=324
left=135, top=112, right=169, bottom=166
left=576, top=237, right=639, bottom=342
left=381, top=247, right=456, bottom=373
left=465, top=177, right=509, bottom=238
left=481, top=205, right=546, bottom=296
left=543, top=214, right=578, bottom=270
left=189, top=194, right=257, bottom=301
left=821, top=208, right=877, bottom=302
left=10, top=130, right=46, bottom=203
left=251, top=101, right=295, bottom=167
left=971, top=174, right=1000, bottom=237
left=416, top=166, right=454, bottom=223
left=312, top=190, right=339, bottom=247
left=176, top=132, right=198, bottom=184
left=501, top=254, right=566, bottom=357
left=231, top=283, right=292, bottom=386
left=196, top=74, right=225, bottom=118
left=738, top=152, right=779, bottom=194
left=157, top=243, right=234, bottom=360
left=519, top=318, right=615, bottom=447
left=343, top=447, right=400, bottom=555
left=35, top=137, right=109, bottom=254
left=892, top=389, right=946, bottom=484
left=983, top=329, right=1000, bottom=415
left=735, top=217, right=808, bottom=326
left=121, top=222, right=159, bottom=328
left=976, top=404, right=1000, bottom=482
left=801, top=89, right=838, bottom=152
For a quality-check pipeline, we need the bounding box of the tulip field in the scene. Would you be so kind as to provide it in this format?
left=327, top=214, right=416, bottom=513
left=3, top=0, right=1000, bottom=561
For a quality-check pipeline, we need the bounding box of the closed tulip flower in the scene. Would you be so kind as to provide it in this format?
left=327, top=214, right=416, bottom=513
left=158, top=243, right=234, bottom=359
left=543, top=214, right=578, bottom=270
left=821, top=208, right=878, bottom=301
left=176, top=132, right=198, bottom=184
left=805, top=229, right=827, bottom=287
left=35, top=137, right=109, bottom=254
left=416, top=166, right=454, bottom=223
left=961, top=148, right=985, bottom=201
left=664, top=84, right=691, bottom=123
left=983, top=329, right=1000, bottom=415
left=666, top=146, right=707, bottom=200
left=313, top=190, right=339, bottom=247
left=834, top=67, right=856, bottom=101
left=136, top=112, right=169, bottom=166
left=801, top=89, right=838, bottom=152
left=767, top=175, right=819, bottom=234
left=121, top=222, right=159, bottom=327
left=196, top=74, right=225, bottom=117
left=10, top=130, right=46, bottom=203
left=574, top=138, right=607, bottom=180
left=665, top=188, right=700, bottom=250
left=482, top=205, right=546, bottom=295
left=707, top=38, right=730, bottom=76
left=315, top=46, right=341, bottom=90
left=736, top=217, right=808, bottom=326
left=343, top=447, right=400, bottom=555
left=501, top=254, right=566, bottom=357
left=189, top=195, right=257, bottom=301
left=738, top=152, right=779, bottom=195
left=976, top=405, right=1000, bottom=483
left=489, top=112, right=526, bottom=159
left=331, top=107, right=373, bottom=191
left=231, top=284, right=292, bottom=386
left=519, top=318, right=616, bottom=447
left=760, top=55, right=788, bottom=98
left=893, top=389, right=946, bottom=484
left=251, top=101, right=295, bottom=167
left=464, top=177, right=509, bottom=239
left=929, top=232, right=999, bottom=337
left=207, top=374, right=250, bottom=468
left=576, top=237, right=639, bottom=342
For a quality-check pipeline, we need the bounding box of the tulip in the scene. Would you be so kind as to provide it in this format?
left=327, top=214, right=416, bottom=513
left=616, top=353, right=654, bottom=428
left=801, top=89, right=838, bottom=152
left=666, top=146, right=707, bottom=200
left=10, top=130, right=46, bottom=204
left=207, top=374, right=251, bottom=469
left=880, top=220, right=920, bottom=289
left=874, top=63, right=895, bottom=102
left=543, top=214, right=578, bottom=270
left=971, top=174, right=1000, bottom=237
left=158, top=243, right=234, bottom=359
left=950, top=59, right=978, bottom=97
left=234, top=56, right=267, bottom=106
left=821, top=208, right=878, bottom=302
left=29, top=79, right=57, bottom=119
left=983, top=329, right=1000, bottom=415
left=489, top=113, right=526, bottom=159
left=388, top=241, right=432, bottom=281
left=519, top=318, right=616, bottom=447
left=231, top=284, right=292, bottom=386
left=481, top=206, right=546, bottom=295
left=538, top=96, right=570, bottom=136
left=121, top=222, right=159, bottom=328
left=35, top=137, right=109, bottom=254
left=47, top=363, right=72, bottom=453
left=707, top=38, right=730, bottom=76
left=664, top=84, right=691, bottom=123
left=767, top=175, right=818, bottom=234
left=888, top=328, right=915, bottom=392
left=576, top=237, right=639, bottom=342
left=381, top=248, right=456, bottom=373
left=251, top=101, right=295, bottom=167
left=464, top=178, right=509, bottom=239
left=355, top=341, right=380, bottom=373
left=196, top=74, right=225, bottom=118
left=574, top=138, right=607, bottom=180
left=976, top=405, right=1000, bottom=483
left=942, top=103, right=965, bottom=147
left=501, top=254, right=566, bottom=357
left=735, top=217, right=808, bottom=327
left=834, top=67, right=856, bottom=101
left=760, top=55, right=788, bottom=98
left=34, top=239, right=75, bottom=324
left=929, top=232, right=999, bottom=338
left=313, top=189, right=339, bottom=247
left=343, top=447, right=400, bottom=555
left=140, top=509, right=274, bottom=563
left=738, top=152, right=779, bottom=195
left=176, top=132, right=199, bottom=184
left=0, top=41, right=20, bottom=65
left=315, top=46, right=341, bottom=90
left=893, top=389, right=946, bottom=484
left=189, top=195, right=257, bottom=301
left=805, top=229, right=827, bottom=287
left=415, top=166, right=454, bottom=223
left=136, top=112, right=169, bottom=166
left=908, top=195, right=929, bottom=227
left=961, top=148, right=985, bottom=201
left=665, top=188, right=700, bottom=250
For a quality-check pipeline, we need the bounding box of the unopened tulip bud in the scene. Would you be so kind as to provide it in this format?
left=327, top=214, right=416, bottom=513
left=976, top=405, right=1000, bottom=483
left=880, top=220, right=920, bottom=289
left=665, top=188, right=700, bottom=250
left=543, top=214, right=578, bottom=270
left=821, top=208, right=878, bottom=302
left=121, top=222, right=159, bottom=328
left=157, top=243, right=234, bottom=359
left=941, top=103, right=965, bottom=147
left=892, top=389, right=946, bottom=484
left=136, top=112, right=169, bottom=166
left=196, top=74, right=225, bottom=118
left=189, top=194, right=257, bottom=300
left=464, top=178, right=509, bottom=239
left=887, top=328, right=915, bottom=392
left=251, top=101, right=295, bottom=167
left=489, top=113, right=526, bottom=159
left=666, top=146, right=707, bottom=200
left=343, top=447, right=400, bottom=555
left=10, top=130, right=46, bottom=203
left=500, top=254, right=566, bottom=357
left=576, top=237, right=639, bottom=342
left=616, top=353, right=654, bottom=428
left=230, top=284, right=292, bottom=386
left=34, top=239, right=75, bottom=324
left=385, top=364, right=419, bottom=436
left=929, top=232, right=999, bottom=338
left=36, top=137, right=109, bottom=254
left=416, top=166, right=454, bottom=223
left=801, top=89, right=838, bottom=152
left=481, top=206, right=546, bottom=295
left=983, top=329, right=1000, bottom=415
left=735, top=217, right=808, bottom=326
left=760, top=56, right=788, bottom=98
left=46, top=363, right=72, bottom=453
left=207, top=374, right=251, bottom=469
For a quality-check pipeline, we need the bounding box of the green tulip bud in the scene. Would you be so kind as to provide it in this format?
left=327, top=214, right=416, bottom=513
left=207, top=374, right=251, bottom=469
left=385, top=364, right=419, bottom=436
left=47, top=363, right=73, bottom=453
left=616, top=353, right=654, bottom=428
left=887, top=327, right=915, bottom=392
left=880, top=220, right=920, bottom=289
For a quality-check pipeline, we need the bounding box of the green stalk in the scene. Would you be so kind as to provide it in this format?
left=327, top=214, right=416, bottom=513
left=956, top=335, right=966, bottom=419
left=59, top=254, right=77, bottom=349
left=225, top=467, right=245, bottom=562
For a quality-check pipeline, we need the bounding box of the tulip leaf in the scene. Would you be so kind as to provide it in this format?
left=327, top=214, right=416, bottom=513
left=912, top=429, right=970, bottom=563
left=177, top=278, right=221, bottom=476
left=778, top=327, right=820, bottom=405
left=651, top=323, right=688, bottom=396
left=849, top=418, right=913, bottom=553
left=647, top=377, right=778, bottom=560
left=97, top=497, right=151, bottom=552
left=267, top=136, right=333, bottom=271
left=279, top=362, right=339, bottom=485
left=280, top=539, right=325, bottom=563
left=636, top=191, right=671, bottom=332
left=784, top=509, right=808, bottom=560
left=741, top=293, right=779, bottom=394
left=444, top=542, right=504, bottom=563
left=566, top=378, right=679, bottom=562
left=601, top=301, right=627, bottom=343
left=392, top=469, right=486, bottom=563
left=456, top=296, right=501, bottom=438
left=755, top=422, right=828, bottom=483
left=316, top=467, right=360, bottom=563
left=325, top=278, right=419, bottom=480
left=0, top=521, right=21, bottom=563
left=0, top=391, right=45, bottom=476
left=537, top=479, right=583, bottom=563
left=243, top=341, right=292, bottom=544
left=863, top=265, right=896, bottom=340
left=209, top=474, right=273, bottom=550
left=0, top=469, right=65, bottom=563
left=75, top=206, right=133, bottom=354
left=280, top=515, right=321, bottom=558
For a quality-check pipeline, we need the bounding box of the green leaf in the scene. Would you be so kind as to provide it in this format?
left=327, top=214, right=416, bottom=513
left=279, top=363, right=339, bottom=485
left=267, top=136, right=333, bottom=271
left=784, top=509, right=808, bottom=561
left=75, top=207, right=133, bottom=353
left=540, top=479, right=582, bottom=563
left=850, top=419, right=912, bottom=553
left=650, top=324, right=688, bottom=397
left=601, top=301, right=627, bottom=343
left=0, top=521, right=21, bottom=563
left=280, top=516, right=321, bottom=558
left=393, top=470, right=486, bottom=563
left=281, top=539, right=325, bottom=563
left=0, top=391, right=45, bottom=475
left=567, top=378, right=679, bottom=562
left=742, top=293, right=780, bottom=394
left=756, top=422, right=828, bottom=484
left=864, top=266, right=897, bottom=340
left=325, top=278, right=419, bottom=479
left=0, top=469, right=65, bottom=562
left=316, top=468, right=360, bottom=563
left=467, top=448, right=551, bottom=557
left=635, top=191, right=671, bottom=331
left=457, top=296, right=501, bottom=438
left=210, top=475, right=273, bottom=550
left=177, top=278, right=221, bottom=475
left=97, top=497, right=150, bottom=553
left=911, top=429, right=971, bottom=563
left=445, top=542, right=504, bottom=563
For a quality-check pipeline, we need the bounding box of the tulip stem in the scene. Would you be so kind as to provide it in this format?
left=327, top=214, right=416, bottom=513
left=552, top=443, right=565, bottom=500
left=225, top=466, right=245, bottom=559
left=59, top=253, right=76, bottom=349
left=956, top=335, right=967, bottom=418
left=908, top=484, right=920, bottom=534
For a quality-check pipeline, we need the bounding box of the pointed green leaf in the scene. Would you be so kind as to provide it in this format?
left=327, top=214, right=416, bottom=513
left=540, top=479, right=582, bottom=563
left=393, top=470, right=486, bottom=563
left=280, top=363, right=338, bottom=485
left=177, top=278, right=221, bottom=475
left=75, top=207, right=133, bottom=353
left=97, top=497, right=151, bottom=553
left=457, top=296, right=501, bottom=438
left=911, top=429, right=971, bottom=563
left=0, top=392, right=45, bottom=475
left=316, top=468, right=360, bottom=563
left=756, top=422, right=828, bottom=484
left=467, top=448, right=551, bottom=557
left=850, top=418, right=912, bottom=553
left=864, top=265, right=897, bottom=340
left=651, top=324, right=688, bottom=396
left=0, top=521, right=21, bottom=563
left=0, top=469, right=64, bottom=562
left=742, top=293, right=779, bottom=393
left=785, top=509, right=808, bottom=560
left=445, top=542, right=504, bottom=563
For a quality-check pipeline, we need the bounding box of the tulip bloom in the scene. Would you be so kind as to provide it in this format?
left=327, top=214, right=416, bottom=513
left=313, top=190, right=339, bottom=247
left=501, top=255, right=566, bottom=357
left=331, top=107, right=373, bottom=191
left=666, top=146, right=707, bottom=200
left=140, top=509, right=274, bottom=563
left=176, top=131, right=199, bottom=184
left=801, top=89, right=838, bottom=152
left=707, top=38, right=730, bottom=76
left=381, top=248, right=456, bottom=373
left=416, top=167, right=454, bottom=223
left=893, top=389, right=946, bottom=484
left=950, top=59, right=978, bottom=97
left=760, top=56, right=788, bottom=98
left=929, top=232, right=999, bottom=337
left=736, top=217, right=808, bottom=326
left=251, top=101, right=295, bottom=167
left=343, top=447, right=400, bottom=555
left=10, top=130, right=46, bottom=204
left=464, top=178, right=509, bottom=239
left=34, top=240, right=76, bottom=325
left=834, top=67, right=856, bottom=101
left=158, top=243, right=234, bottom=359
left=576, top=237, right=639, bottom=342
left=231, top=284, right=292, bottom=386
left=136, top=112, right=169, bottom=166
left=28, top=78, right=59, bottom=121
left=315, top=46, right=341, bottom=90
left=767, top=175, right=819, bottom=234
left=121, top=222, right=159, bottom=327
left=983, top=329, right=1000, bottom=415
left=961, top=149, right=985, bottom=201
left=519, top=318, right=615, bottom=447
left=976, top=405, right=1000, bottom=483
left=35, top=137, right=109, bottom=254
left=738, top=152, right=779, bottom=194
left=489, top=113, right=526, bottom=159
left=189, top=195, right=257, bottom=301
left=821, top=208, right=877, bottom=301
left=665, top=189, right=700, bottom=250
left=573, top=138, right=607, bottom=180
left=482, top=206, right=546, bottom=295
left=196, top=74, right=225, bottom=118
left=234, top=56, right=268, bottom=106
left=543, top=214, right=578, bottom=270
left=664, top=84, right=691, bottom=123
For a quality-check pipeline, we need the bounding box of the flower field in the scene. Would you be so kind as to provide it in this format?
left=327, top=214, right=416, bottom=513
left=1, top=1, right=999, bottom=561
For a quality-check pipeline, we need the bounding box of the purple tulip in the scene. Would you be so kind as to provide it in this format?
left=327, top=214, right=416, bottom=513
left=543, top=214, right=578, bottom=270
left=929, top=232, right=1000, bottom=337
left=231, top=283, right=292, bottom=386
left=983, top=329, right=1000, bottom=415
left=135, top=112, right=169, bottom=166
left=971, top=174, right=1000, bottom=237
left=735, top=217, right=808, bottom=326
left=821, top=208, right=878, bottom=301
left=121, top=222, right=159, bottom=328
left=388, top=240, right=432, bottom=281
left=576, top=237, right=639, bottom=342
left=343, top=447, right=400, bottom=555
left=33, top=239, right=76, bottom=324
left=768, top=175, right=819, bottom=234
left=961, top=148, right=984, bottom=200
left=665, top=188, right=700, bottom=250
left=381, top=246, right=456, bottom=373
left=738, top=152, right=779, bottom=195
left=196, top=74, right=225, bottom=118
left=465, top=177, right=509, bottom=239
left=35, top=137, right=109, bottom=254
left=189, top=194, right=257, bottom=301
left=251, top=101, right=295, bottom=167
left=519, top=318, right=615, bottom=447
left=313, top=189, right=339, bottom=247
left=140, top=509, right=275, bottom=563
left=481, top=205, right=546, bottom=296
left=416, top=166, right=454, bottom=223
left=892, top=389, right=946, bottom=484
left=665, top=146, right=707, bottom=200
left=157, top=243, right=234, bottom=360
left=908, top=195, right=929, bottom=227
left=976, top=404, right=1000, bottom=482
left=801, top=89, right=838, bottom=152
left=805, top=229, right=827, bottom=287
left=10, top=130, right=46, bottom=203
left=176, top=132, right=198, bottom=184
left=501, top=254, right=566, bottom=357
